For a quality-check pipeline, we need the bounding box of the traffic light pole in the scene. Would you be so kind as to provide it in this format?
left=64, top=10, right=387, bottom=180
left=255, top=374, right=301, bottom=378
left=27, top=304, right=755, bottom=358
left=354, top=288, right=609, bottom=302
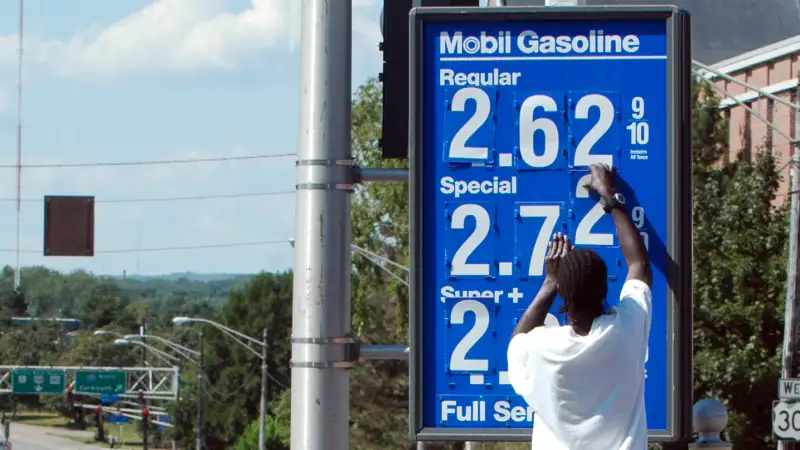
left=196, top=330, right=204, bottom=450
left=258, top=328, right=268, bottom=450
left=291, top=1, right=353, bottom=450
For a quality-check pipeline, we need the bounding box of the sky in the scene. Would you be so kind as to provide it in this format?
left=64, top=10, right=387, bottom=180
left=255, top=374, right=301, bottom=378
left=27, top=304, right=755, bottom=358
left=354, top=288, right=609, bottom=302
left=0, top=0, right=387, bottom=276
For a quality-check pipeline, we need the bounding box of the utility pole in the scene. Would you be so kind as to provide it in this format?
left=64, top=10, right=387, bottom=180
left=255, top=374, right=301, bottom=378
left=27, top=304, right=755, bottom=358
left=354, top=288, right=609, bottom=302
left=258, top=328, right=268, bottom=450
left=141, top=323, right=147, bottom=371
left=196, top=330, right=204, bottom=450
left=780, top=79, right=800, bottom=450
left=138, top=390, right=148, bottom=450
left=290, top=1, right=353, bottom=449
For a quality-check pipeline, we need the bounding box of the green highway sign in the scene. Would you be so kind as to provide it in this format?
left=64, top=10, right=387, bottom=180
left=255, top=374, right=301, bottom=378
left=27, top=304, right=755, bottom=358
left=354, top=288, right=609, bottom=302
left=74, top=370, right=127, bottom=394
left=11, top=368, right=65, bottom=395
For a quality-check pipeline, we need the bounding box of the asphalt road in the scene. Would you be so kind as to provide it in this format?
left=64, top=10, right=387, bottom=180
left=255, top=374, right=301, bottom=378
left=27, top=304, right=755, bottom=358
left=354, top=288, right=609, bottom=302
left=3, top=422, right=106, bottom=450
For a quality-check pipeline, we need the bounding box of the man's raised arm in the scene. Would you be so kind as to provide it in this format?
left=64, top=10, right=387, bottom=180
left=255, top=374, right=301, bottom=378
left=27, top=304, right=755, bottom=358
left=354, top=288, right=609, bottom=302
left=585, top=164, right=652, bottom=288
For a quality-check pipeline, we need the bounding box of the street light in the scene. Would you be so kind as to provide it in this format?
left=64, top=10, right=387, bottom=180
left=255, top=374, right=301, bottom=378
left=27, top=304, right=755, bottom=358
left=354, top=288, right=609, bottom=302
left=173, top=317, right=265, bottom=352
left=93, top=330, right=123, bottom=337
left=173, top=317, right=268, bottom=450
left=114, top=339, right=181, bottom=366
left=173, top=318, right=206, bottom=450
left=96, top=330, right=197, bottom=364
left=122, top=334, right=200, bottom=360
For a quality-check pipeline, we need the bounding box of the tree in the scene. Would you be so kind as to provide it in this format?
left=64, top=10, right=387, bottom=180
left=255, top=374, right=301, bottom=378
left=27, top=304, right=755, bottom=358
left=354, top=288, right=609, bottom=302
left=348, top=78, right=416, bottom=450
left=169, top=272, right=293, bottom=449
left=690, top=80, right=787, bottom=449
left=351, top=78, right=410, bottom=336
left=231, top=389, right=291, bottom=450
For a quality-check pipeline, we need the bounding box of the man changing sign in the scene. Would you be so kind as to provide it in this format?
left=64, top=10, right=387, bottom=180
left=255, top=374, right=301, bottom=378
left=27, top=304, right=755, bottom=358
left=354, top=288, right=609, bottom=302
left=507, top=164, right=652, bottom=449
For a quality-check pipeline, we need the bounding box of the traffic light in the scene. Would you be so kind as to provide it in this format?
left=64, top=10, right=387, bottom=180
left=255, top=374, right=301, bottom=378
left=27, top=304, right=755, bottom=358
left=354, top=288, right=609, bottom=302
left=380, top=0, right=480, bottom=159
left=141, top=407, right=149, bottom=450
left=94, top=406, right=105, bottom=442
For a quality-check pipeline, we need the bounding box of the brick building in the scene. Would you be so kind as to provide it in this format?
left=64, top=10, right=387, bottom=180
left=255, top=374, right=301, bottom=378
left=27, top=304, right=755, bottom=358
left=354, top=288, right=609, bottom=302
left=704, top=35, right=800, bottom=199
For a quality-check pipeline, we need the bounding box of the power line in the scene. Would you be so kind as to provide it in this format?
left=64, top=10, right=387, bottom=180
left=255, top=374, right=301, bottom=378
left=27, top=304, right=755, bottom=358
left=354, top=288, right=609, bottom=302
left=0, top=190, right=295, bottom=204
left=0, top=153, right=295, bottom=169
left=0, top=239, right=289, bottom=254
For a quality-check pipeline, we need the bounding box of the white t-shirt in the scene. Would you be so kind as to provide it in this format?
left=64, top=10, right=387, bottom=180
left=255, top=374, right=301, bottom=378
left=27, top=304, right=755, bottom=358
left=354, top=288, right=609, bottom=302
left=506, top=279, right=652, bottom=450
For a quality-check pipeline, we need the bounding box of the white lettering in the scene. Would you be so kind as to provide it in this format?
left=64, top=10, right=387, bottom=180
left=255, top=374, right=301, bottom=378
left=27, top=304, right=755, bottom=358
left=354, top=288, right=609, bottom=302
left=440, top=285, right=504, bottom=304
left=440, top=31, right=513, bottom=55
left=439, top=29, right=641, bottom=56
left=439, top=68, right=521, bottom=87
left=441, top=400, right=487, bottom=422
left=517, top=30, right=640, bottom=54
left=493, top=401, right=535, bottom=422
left=440, top=176, right=517, bottom=198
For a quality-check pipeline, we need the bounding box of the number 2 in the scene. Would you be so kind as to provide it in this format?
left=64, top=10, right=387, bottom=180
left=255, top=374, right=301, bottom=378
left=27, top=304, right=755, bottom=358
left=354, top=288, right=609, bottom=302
left=450, top=300, right=490, bottom=372
left=450, top=204, right=491, bottom=276
left=449, top=87, right=491, bottom=160
left=575, top=174, right=614, bottom=246
left=573, top=94, right=614, bottom=167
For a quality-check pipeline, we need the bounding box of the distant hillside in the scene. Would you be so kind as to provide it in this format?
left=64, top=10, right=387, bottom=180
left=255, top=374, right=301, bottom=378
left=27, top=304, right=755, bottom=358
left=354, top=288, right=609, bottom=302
left=107, top=273, right=257, bottom=303
left=112, top=272, right=256, bottom=283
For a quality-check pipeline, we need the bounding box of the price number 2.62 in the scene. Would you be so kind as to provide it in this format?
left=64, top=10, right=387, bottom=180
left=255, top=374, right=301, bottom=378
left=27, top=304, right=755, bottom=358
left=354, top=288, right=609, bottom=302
left=446, top=87, right=630, bottom=168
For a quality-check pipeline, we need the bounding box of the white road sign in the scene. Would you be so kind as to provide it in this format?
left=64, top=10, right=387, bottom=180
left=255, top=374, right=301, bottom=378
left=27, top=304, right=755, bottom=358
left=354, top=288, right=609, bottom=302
left=774, top=400, right=800, bottom=440
left=780, top=379, right=800, bottom=400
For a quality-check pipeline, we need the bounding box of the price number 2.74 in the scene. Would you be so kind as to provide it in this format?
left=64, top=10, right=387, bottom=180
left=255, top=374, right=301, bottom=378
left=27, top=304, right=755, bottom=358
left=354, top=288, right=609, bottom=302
left=449, top=197, right=618, bottom=278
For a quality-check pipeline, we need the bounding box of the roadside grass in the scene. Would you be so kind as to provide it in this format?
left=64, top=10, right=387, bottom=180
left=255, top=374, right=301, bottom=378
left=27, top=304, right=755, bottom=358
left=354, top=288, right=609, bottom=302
left=12, top=410, right=72, bottom=428
left=57, top=427, right=146, bottom=448
left=12, top=409, right=169, bottom=449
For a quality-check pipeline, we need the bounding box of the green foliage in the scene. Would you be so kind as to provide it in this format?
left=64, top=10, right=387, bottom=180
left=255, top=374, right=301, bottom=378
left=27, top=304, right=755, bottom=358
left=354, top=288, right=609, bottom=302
left=691, top=80, right=787, bottom=449
left=169, top=271, right=293, bottom=449
left=115, top=273, right=252, bottom=304
left=230, top=416, right=288, bottom=450
left=351, top=78, right=410, bottom=337
left=348, top=78, right=417, bottom=449
left=231, top=390, right=291, bottom=450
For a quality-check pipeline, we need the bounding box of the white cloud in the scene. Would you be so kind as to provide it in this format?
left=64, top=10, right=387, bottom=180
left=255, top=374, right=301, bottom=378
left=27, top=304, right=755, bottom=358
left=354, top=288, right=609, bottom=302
left=0, top=0, right=381, bottom=81
left=35, top=0, right=299, bottom=78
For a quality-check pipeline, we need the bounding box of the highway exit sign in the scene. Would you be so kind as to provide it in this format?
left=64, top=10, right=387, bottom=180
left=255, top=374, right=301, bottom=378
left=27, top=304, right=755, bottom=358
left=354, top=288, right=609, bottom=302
left=74, top=370, right=126, bottom=394
left=11, top=368, right=65, bottom=395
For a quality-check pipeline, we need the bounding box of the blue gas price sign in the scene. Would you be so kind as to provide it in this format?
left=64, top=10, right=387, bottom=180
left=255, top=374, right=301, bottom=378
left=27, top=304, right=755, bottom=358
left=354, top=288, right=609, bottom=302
left=409, top=6, right=692, bottom=443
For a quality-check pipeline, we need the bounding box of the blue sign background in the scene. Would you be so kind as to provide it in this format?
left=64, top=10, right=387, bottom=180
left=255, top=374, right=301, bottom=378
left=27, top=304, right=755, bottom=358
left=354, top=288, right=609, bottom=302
left=106, top=414, right=129, bottom=424
left=410, top=6, right=691, bottom=442
left=100, top=393, right=119, bottom=404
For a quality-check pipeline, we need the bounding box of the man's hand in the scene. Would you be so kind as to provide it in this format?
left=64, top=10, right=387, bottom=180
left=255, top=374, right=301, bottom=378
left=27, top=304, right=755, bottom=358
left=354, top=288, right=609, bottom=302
left=544, top=232, right=572, bottom=284
left=584, top=163, right=652, bottom=287
left=584, top=163, right=616, bottom=200
left=513, top=232, right=572, bottom=337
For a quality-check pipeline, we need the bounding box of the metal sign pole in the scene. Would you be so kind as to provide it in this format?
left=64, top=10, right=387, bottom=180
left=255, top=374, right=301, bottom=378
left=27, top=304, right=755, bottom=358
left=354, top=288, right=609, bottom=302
left=290, top=1, right=353, bottom=450
left=779, top=80, right=800, bottom=450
